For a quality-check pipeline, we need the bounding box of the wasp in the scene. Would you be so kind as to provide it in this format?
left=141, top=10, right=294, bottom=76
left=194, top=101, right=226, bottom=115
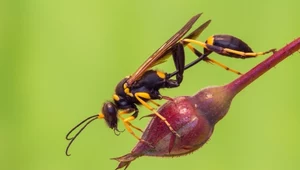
left=65, top=13, right=212, bottom=156
left=65, top=13, right=276, bottom=156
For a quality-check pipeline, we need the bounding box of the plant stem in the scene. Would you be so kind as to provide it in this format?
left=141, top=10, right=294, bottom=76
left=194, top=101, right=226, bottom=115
left=226, top=37, right=300, bottom=96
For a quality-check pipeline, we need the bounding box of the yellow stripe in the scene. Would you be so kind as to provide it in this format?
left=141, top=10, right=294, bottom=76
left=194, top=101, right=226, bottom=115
left=123, top=83, right=133, bottom=97
left=123, top=83, right=128, bottom=89
left=136, top=92, right=151, bottom=99
left=206, top=35, right=214, bottom=45
left=156, top=71, right=166, bottom=79
left=113, top=94, right=120, bottom=101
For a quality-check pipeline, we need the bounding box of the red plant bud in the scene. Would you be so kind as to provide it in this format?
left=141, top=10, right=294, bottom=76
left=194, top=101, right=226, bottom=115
left=112, top=37, right=300, bottom=169
left=112, top=86, right=234, bottom=170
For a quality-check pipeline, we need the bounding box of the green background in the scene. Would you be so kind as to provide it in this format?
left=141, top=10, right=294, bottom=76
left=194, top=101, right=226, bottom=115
left=1, top=0, right=300, bottom=170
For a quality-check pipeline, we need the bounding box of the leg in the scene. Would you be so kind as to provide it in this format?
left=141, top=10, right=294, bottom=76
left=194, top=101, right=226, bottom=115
left=171, top=43, right=185, bottom=84
left=216, top=46, right=276, bottom=58
left=186, top=43, right=243, bottom=75
left=139, top=98, right=175, bottom=120
left=134, top=92, right=180, bottom=138
left=139, top=114, right=156, bottom=120
left=118, top=109, right=143, bottom=133
left=167, top=45, right=207, bottom=79
left=139, top=97, right=175, bottom=120
left=122, top=111, right=141, bottom=140
left=149, top=99, right=160, bottom=107
left=161, top=95, right=174, bottom=102
left=205, top=57, right=243, bottom=75
left=183, top=39, right=276, bottom=58
left=120, top=110, right=153, bottom=147
left=166, top=19, right=211, bottom=81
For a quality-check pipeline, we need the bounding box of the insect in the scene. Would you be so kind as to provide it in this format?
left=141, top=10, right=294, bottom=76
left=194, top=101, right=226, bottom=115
left=65, top=13, right=212, bottom=156
left=183, top=35, right=276, bottom=75
left=65, top=13, right=276, bottom=156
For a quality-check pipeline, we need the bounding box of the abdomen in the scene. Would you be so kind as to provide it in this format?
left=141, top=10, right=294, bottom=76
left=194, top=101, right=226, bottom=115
left=206, top=34, right=253, bottom=58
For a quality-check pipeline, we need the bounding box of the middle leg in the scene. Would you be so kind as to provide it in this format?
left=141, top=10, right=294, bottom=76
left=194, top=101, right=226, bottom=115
left=134, top=92, right=181, bottom=138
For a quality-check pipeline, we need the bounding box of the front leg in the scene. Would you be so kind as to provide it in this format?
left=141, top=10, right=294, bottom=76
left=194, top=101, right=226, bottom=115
left=120, top=109, right=153, bottom=147
left=118, top=109, right=143, bottom=133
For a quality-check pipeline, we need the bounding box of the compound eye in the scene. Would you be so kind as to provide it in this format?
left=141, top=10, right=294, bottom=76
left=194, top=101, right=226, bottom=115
left=102, top=102, right=118, bottom=129
left=104, top=102, right=116, bottom=114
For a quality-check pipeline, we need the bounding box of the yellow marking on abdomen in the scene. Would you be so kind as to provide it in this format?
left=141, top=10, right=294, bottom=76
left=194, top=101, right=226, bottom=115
left=206, top=35, right=214, bottom=45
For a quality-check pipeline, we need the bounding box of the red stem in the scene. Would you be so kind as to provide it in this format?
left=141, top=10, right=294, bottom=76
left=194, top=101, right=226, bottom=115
left=226, top=37, right=300, bottom=96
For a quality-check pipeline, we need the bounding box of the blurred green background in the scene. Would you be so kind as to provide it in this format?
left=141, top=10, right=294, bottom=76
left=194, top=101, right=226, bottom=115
left=1, top=0, right=300, bottom=170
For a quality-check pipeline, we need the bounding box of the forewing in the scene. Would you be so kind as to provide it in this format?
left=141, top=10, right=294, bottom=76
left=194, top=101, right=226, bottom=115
left=153, top=19, right=212, bottom=67
left=126, top=13, right=202, bottom=86
left=183, top=19, right=211, bottom=44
